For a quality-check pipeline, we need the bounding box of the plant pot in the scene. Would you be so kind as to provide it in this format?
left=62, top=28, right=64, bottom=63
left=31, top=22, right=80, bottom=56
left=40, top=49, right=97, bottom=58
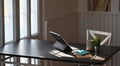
left=94, top=46, right=100, bottom=55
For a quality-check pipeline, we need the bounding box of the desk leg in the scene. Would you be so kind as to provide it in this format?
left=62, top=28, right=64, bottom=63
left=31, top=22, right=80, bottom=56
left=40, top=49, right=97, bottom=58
left=44, top=60, right=48, bottom=66
left=107, top=58, right=113, bottom=66
left=103, top=58, right=113, bottom=66
left=38, top=59, right=41, bottom=66
left=28, top=58, right=31, bottom=65
left=14, top=57, right=20, bottom=66
left=0, top=55, right=5, bottom=66
left=43, top=60, right=53, bottom=66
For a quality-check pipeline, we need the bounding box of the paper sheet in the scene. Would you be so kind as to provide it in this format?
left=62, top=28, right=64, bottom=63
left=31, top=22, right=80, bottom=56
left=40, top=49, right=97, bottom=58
left=49, top=50, right=74, bottom=58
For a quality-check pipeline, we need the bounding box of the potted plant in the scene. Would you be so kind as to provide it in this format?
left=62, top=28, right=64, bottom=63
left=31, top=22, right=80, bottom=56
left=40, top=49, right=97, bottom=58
left=92, top=35, right=101, bottom=54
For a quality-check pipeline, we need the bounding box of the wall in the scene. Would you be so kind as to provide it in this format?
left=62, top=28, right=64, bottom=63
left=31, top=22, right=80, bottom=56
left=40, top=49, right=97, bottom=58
left=79, top=12, right=120, bottom=66
left=43, top=0, right=79, bottom=66
left=45, top=0, right=79, bottom=43
left=78, top=0, right=120, bottom=66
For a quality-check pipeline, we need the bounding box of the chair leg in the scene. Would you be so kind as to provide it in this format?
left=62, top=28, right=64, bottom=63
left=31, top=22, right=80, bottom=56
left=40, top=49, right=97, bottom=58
left=77, top=64, right=80, bottom=66
left=50, top=60, right=53, bottom=66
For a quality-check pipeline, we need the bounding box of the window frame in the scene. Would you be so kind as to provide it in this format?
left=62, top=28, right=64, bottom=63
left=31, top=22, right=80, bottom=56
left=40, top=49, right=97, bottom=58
left=0, top=0, right=41, bottom=44
left=0, top=0, right=5, bottom=45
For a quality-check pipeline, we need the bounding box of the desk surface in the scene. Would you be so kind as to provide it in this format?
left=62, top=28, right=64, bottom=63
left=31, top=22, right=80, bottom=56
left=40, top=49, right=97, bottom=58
left=0, top=39, right=120, bottom=65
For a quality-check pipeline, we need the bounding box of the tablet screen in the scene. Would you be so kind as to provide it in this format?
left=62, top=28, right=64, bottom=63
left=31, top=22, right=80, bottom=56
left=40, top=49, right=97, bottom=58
left=49, top=31, right=73, bottom=54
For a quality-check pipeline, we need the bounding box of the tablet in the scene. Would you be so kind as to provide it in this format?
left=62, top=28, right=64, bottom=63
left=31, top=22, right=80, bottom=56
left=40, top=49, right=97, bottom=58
left=49, top=31, right=73, bottom=54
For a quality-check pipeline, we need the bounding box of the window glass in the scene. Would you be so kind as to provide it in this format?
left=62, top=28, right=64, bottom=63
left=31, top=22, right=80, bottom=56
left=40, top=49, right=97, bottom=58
left=20, top=0, right=27, bottom=38
left=4, top=0, right=13, bottom=42
left=31, top=0, right=38, bottom=34
left=5, top=64, right=14, bottom=66
left=20, top=57, right=28, bottom=64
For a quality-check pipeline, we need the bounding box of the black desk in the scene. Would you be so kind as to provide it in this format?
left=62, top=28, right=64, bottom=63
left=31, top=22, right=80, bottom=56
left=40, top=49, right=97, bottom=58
left=0, top=39, right=120, bottom=65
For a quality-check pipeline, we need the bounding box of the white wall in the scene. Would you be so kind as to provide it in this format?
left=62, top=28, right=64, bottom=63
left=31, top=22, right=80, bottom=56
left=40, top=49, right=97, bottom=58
left=78, top=0, right=120, bottom=66
left=78, top=0, right=88, bottom=12
left=79, top=12, right=120, bottom=66
left=111, top=0, right=119, bottom=12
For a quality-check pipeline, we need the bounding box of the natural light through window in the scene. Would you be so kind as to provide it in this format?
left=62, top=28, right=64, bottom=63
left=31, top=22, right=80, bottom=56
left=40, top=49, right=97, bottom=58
left=2, top=0, right=40, bottom=65
left=20, top=0, right=27, bottom=38
left=31, top=0, right=38, bottom=34
left=4, top=0, right=13, bottom=42
left=4, top=0, right=39, bottom=42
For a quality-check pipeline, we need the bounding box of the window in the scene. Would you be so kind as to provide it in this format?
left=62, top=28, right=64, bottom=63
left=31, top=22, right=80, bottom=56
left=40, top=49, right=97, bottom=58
left=0, top=0, right=40, bottom=65
left=1, top=0, right=41, bottom=65
left=3, top=0, right=39, bottom=42
left=20, top=0, right=27, bottom=38
left=4, top=0, right=13, bottom=42
left=31, top=0, right=38, bottom=34
left=19, top=0, right=38, bottom=38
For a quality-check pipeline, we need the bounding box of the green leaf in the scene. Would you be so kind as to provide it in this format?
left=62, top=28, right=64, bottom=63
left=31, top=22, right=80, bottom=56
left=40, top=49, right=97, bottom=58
left=92, top=36, right=101, bottom=46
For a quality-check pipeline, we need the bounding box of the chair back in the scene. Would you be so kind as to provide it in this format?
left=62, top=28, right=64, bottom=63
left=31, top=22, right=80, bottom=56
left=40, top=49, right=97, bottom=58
left=86, top=29, right=112, bottom=46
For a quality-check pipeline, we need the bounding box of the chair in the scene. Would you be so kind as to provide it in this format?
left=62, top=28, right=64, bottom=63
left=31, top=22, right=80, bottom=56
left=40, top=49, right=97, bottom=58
left=75, top=29, right=112, bottom=66
left=86, top=29, right=112, bottom=66
left=86, top=29, right=112, bottom=47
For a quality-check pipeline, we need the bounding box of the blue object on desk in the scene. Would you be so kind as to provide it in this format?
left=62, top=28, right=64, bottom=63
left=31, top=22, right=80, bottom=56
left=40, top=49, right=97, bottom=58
left=76, top=50, right=89, bottom=56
